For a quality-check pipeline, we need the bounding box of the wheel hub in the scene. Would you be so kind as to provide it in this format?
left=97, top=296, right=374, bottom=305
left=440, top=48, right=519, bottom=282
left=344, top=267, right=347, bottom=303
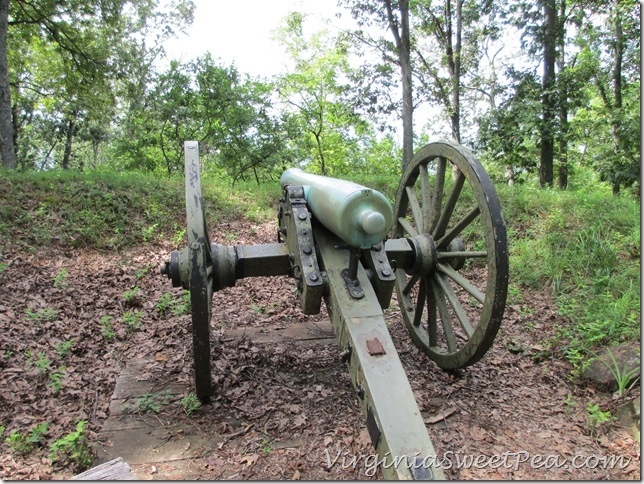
left=445, top=237, right=466, bottom=271
left=407, top=235, right=468, bottom=276
left=407, top=234, right=438, bottom=276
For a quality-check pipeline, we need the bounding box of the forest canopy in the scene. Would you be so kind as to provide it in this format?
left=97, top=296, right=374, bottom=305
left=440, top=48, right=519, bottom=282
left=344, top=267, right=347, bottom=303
left=0, top=0, right=639, bottom=194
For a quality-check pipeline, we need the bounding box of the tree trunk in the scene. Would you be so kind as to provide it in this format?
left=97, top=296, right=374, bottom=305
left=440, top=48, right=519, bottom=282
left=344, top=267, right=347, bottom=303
left=92, top=140, right=99, bottom=169
left=540, top=0, right=556, bottom=188
left=62, top=116, right=76, bottom=169
left=400, top=0, right=413, bottom=168
left=0, top=0, right=15, bottom=170
left=446, top=0, right=462, bottom=144
left=384, top=0, right=414, bottom=168
left=610, top=0, right=623, bottom=195
left=556, top=0, right=568, bottom=190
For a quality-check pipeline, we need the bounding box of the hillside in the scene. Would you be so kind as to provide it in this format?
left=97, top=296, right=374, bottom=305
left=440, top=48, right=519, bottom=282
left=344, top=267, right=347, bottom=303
left=0, top=169, right=639, bottom=479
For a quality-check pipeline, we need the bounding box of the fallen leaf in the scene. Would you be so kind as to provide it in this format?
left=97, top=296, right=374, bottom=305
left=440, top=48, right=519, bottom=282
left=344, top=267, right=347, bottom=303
left=292, top=413, right=306, bottom=428
left=240, top=454, right=258, bottom=467
left=356, top=429, right=371, bottom=447
left=424, top=407, right=458, bottom=424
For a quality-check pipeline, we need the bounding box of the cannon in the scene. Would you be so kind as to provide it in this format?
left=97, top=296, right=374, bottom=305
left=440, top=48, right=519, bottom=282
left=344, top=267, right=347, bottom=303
left=161, top=140, right=509, bottom=480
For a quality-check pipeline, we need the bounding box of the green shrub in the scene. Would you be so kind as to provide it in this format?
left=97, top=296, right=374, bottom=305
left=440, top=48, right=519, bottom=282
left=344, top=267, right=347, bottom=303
left=48, top=421, right=93, bottom=470
left=5, top=422, right=49, bottom=454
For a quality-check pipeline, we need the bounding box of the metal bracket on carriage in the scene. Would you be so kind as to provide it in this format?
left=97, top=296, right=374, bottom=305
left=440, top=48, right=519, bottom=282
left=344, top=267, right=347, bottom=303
left=336, top=246, right=365, bottom=300
left=279, top=185, right=323, bottom=315
left=362, top=241, right=396, bottom=309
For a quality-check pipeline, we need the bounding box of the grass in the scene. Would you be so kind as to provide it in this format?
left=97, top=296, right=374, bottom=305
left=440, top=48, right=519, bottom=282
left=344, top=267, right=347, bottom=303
left=5, top=422, right=49, bottom=454
left=600, top=348, right=641, bottom=398
left=500, top=182, right=640, bottom=371
left=156, top=291, right=190, bottom=316
left=121, top=390, right=174, bottom=414
left=586, top=401, right=612, bottom=436
left=54, top=339, right=73, bottom=359
left=180, top=392, right=202, bottom=416
left=25, top=307, right=58, bottom=323
left=0, top=169, right=280, bottom=252
left=99, top=315, right=116, bottom=340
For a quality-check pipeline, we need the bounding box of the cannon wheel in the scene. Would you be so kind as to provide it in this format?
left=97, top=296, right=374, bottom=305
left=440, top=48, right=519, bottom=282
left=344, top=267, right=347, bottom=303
left=184, top=141, right=213, bottom=402
left=393, top=141, right=508, bottom=369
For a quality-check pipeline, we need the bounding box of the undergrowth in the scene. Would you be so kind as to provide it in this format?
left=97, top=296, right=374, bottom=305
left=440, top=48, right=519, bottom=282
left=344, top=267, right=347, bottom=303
left=499, top=182, right=640, bottom=372
left=0, top=169, right=279, bottom=251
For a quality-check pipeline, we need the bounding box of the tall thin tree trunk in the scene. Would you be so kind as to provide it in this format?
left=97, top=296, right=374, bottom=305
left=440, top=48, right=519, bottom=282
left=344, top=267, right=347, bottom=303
left=610, top=0, right=623, bottom=195
left=557, top=0, right=568, bottom=190
left=400, top=0, right=413, bottom=168
left=540, top=0, right=556, bottom=187
left=92, top=140, right=99, bottom=169
left=385, top=0, right=413, bottom=168
left=446, top=0, right=462, bottom=144
left=0, top=0, right=15, bottom=170
left=62, top=116, right=76, bottom=169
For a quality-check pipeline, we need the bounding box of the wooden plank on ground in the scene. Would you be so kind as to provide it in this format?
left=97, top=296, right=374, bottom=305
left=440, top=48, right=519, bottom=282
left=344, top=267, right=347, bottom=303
left=72, top=457, right=134, bottom=480
left=223, top=319, right=334, bottom=344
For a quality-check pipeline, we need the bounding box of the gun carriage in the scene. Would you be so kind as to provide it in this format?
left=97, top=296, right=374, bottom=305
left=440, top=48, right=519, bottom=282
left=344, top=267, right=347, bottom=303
left=161, top=140, right=509, bottom=480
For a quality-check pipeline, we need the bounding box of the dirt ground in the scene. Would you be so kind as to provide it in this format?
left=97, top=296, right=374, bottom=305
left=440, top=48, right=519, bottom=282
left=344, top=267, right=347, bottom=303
left=0, top=220, right=640, bottom=480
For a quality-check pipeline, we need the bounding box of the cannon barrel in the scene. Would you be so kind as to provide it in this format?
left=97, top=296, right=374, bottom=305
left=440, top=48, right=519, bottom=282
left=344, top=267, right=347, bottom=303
left=280, top=168, right=393, bottom=249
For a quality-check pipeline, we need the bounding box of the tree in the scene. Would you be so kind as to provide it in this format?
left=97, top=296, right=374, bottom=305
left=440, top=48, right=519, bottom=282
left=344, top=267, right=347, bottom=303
left=1, top=0, right=195, bottom=170
left=539, top=0, right=557, bottom=187
left=476, top=68, right=542, bottom=184
left=497, top=0, right=580, bottom=189
left=274, top=12, right=369, bottom=176
left=112, top=53, right=293, bottom=180
left=572, top=0, right=640, bottom=194
left=413, top=0, right=493, bottom=145
left=0, top=0, right=14, bottom=169
left=2, top=0, right=115, bottom=169
left=596, top=0, right=640, bottom=195
left=341, top=0, right=503, bottom=168
left=384, top=0, right=413, bottom=166
left=339, top=0, right=414, bottom=168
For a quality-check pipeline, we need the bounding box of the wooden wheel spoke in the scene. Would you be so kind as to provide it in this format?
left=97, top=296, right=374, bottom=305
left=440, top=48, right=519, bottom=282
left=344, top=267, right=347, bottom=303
left=413, top=278, right=427, bottom=327
left=436, top=205, right=480, bottom=248
left=431, top=279, right=457, bottom=353
left=436, top=274, right=474, bottom=339
left=437, top=262, right=486, bottom=304
left=405, top=186, right=424, bottom=233
left=433, top=171, right=465, bottom=239
left=426, top=276, right=438, bottom=347
left=403, top=273, right=420, bottom=296
left=419, top=164, right=432, bottom=233
left=428, top=156, right=446, bottom=233
left=397, top=216, right=418, bottom=237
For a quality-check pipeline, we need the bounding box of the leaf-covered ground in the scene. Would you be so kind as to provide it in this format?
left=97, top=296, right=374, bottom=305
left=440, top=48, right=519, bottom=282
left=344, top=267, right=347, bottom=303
left=0, top=221, right=639, bottom=480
